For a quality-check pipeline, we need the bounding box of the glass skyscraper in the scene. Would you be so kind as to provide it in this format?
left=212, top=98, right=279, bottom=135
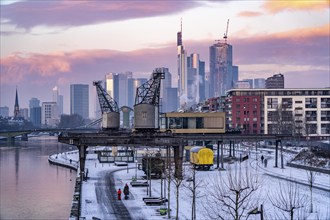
left=209, top=42, right=237, bottom=97
left=70, top=84, right=89, bottom=119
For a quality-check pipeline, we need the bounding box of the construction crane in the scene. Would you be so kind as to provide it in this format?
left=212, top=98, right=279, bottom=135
left=223, top=19, right=229, bottom=44
left=134, top=68, right=165, bottom=106
left=93, top=81, right=120, bottom=130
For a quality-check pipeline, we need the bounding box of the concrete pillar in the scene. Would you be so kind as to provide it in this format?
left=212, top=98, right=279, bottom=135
left=221, top=142, right=224, bottom=169
left=275, top=140, right=279, bottom=167
left=78, top=146, right=87, bottom=180
left=7, top=136, right=15, bottom=145
left=216, top=141, right=220, bottom=168
left=173, top=145, right=183, bottom=179
left=233, top=140, right=235, bottom=158
left=229, top=141, right=232, bottom=157
left=21, top=133, right=28, bottom=141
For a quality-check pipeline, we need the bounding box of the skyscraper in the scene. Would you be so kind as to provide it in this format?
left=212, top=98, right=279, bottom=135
left=52, top=86, right=63, bottom=117
left=105, top=72, right=119, bottom=105
left=187, top=53, right=206, bottom=105
left=209, top=42, right=235, bottom=97
left=70, top=84, right=89, bottom=119
left=177, top=20, right=187, bottom=108
left=29, top=98, right=41, bottom=127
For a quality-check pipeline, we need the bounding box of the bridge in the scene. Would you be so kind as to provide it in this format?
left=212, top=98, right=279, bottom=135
left=0, top=128, right=99, bottom=144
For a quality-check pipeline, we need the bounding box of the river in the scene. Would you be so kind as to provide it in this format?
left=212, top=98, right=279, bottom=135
left=0, top=136, right=76, bottom=220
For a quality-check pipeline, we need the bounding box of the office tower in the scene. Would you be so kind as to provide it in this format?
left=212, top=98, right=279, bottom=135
left=70, top=84, right=89, bottom=119
left=177, top=20, right=187, bottom=108
left=199, top=61, right=206, bottom=102
left=52, top=86, right=63, bottom=117
left=14, top=88, right=19, bottom=118
left=165, top=88, right=178, bottom=112
left=187, top=53, right=205, bottom=105
left=105, top=72, right=119, bottom=105
left=128, top=76, right=135, bottom=108
left=118, top=72, right=132, bottom=108
left=209, top=40, right=238, bottom=97
left=205, top=71, right=211, bottom=99
left=19, top=108, right=29, bottom=120
left=29, top=98, right=41, bottom=127
left=41, top=102, right=58, bottom=127
left=242, top=79, right=253, bottom=88
left=232, top=66, right=239, bottom=86
left=0, top=106, right=9, bottom=118
left=266, top=73, right=284, bottom=89
left=160, top=67, right=172, bottom=105
left=254, top=78, right=265, bottom=89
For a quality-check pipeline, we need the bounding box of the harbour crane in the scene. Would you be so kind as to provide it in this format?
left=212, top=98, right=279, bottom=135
left=93, top=81, right=120, bottom=130
left=223, top=19, right=229, bottom=44
left=134, top=68, right=165, bottom=130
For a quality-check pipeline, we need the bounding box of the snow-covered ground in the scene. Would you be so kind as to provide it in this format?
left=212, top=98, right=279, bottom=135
left=50, top=146, right=330, bottom=220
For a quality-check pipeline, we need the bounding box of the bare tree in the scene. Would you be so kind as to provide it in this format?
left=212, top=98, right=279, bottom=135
left=268, top=180, right=307, bottom=220
left=306, top=169, right=316, bottom=213
left=172, top=171, right=184, bottom=220
left=203, top=162, right=260, bottom=220
left=183, top=164, right=205, bottom=220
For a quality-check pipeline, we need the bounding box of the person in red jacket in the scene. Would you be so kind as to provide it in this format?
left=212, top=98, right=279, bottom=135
left=117, top=188, right=122, bottom=200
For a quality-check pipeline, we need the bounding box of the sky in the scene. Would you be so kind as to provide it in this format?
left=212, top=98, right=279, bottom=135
left=1, top=0, right=329, bottom=117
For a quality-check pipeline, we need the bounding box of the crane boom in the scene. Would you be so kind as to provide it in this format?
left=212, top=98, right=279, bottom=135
left=93, top=81, right=119, bottom=114
left=134, top=68, right=165, bottom=106
left=223, top=19, right=229, bottom=44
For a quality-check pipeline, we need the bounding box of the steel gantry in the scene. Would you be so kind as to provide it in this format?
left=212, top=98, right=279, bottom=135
left=58, top=131, right=290, bottom=180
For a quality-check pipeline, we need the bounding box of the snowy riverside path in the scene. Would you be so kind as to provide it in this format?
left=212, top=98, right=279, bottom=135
left=50, top=146, right=330, bottom=220
left=98, top=169, right=132, bottom=220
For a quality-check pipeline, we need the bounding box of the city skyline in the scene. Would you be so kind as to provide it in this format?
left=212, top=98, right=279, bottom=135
left=1, top=0, right=329, bottom=115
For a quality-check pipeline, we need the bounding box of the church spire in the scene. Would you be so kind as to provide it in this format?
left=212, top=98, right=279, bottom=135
left=14, top=87, right=19, bottom=119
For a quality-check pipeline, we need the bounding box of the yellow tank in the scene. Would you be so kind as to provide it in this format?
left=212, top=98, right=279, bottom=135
left=190, top=147, right=214, bottom=170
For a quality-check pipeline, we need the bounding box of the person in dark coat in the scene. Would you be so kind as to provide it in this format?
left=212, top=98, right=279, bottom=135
left=261, top=155, right=264, bottom=163
left=124, top=183, right=129, bottom=200
left=117, top=188, right=122, bottom=200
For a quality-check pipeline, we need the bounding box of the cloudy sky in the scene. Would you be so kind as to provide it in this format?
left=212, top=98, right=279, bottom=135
left=1, top=0, right=329, bottom=117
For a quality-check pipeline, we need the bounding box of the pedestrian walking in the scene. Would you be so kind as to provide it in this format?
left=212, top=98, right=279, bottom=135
left=261, top=155, right=264, bottom=163
left=117, top=188, right=122, bottom=200
left=124, top=183, right=129, bottom=200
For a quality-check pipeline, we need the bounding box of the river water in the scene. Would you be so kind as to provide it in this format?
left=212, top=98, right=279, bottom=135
left=0, top=136, right=77, bottom=220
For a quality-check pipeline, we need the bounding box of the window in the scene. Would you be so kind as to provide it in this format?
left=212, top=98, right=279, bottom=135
left=305, top=98, right=317, bottom=108
left=282, top=98, right=292, bottom=109
left=306, top=111, right=317, bottom=121
left=321, top=98, right=330, bottom=108
left=267, top=98, right=278, bottom=109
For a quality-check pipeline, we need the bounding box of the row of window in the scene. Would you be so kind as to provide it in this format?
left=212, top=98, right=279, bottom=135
left=267, top=98, right=330, bottom=109
left=232, top=90, right=330, bottom=96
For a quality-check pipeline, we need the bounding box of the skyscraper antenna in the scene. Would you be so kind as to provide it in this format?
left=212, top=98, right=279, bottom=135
left=180, top=17, right=182, bottom=33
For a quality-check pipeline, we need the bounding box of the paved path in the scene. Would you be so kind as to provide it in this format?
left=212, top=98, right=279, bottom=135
left=95, top=168, right=132, bottom=220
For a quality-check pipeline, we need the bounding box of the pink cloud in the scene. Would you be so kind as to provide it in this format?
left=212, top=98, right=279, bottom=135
left=237, top=11, right=263, bottom=17
left=262, top=0, right=329, bottom=14
left=1, top=1, right=201, bottom=31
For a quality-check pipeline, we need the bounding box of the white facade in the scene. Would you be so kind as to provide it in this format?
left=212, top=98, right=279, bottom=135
left=42, top=102, right=58, bottom=127
left=264, top=89, right=330, bottom=138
